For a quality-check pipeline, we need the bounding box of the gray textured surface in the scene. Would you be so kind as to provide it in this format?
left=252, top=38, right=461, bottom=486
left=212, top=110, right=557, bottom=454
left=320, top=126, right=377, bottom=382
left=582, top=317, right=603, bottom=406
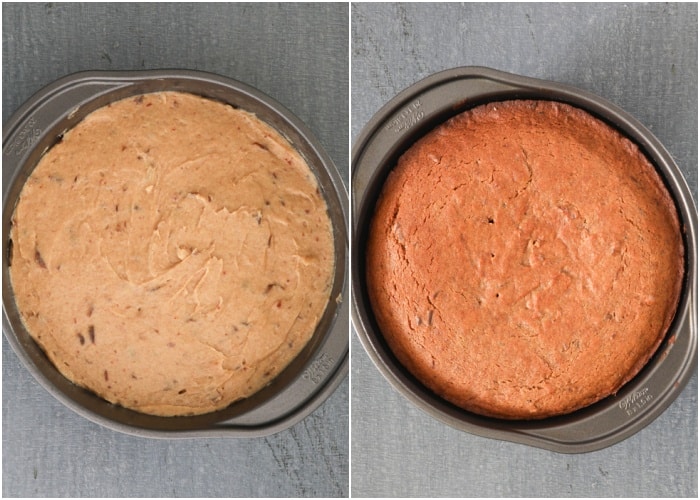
left=2, top=3, right=348, bottom=497
left=351, top=3, right=697, bottom=498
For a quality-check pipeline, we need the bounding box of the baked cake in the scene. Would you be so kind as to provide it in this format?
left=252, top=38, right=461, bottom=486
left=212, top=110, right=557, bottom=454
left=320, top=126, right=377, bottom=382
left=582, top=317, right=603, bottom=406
left=10, top=91, right=335, bottom=417
left=366, top=100, right=684, bottom=419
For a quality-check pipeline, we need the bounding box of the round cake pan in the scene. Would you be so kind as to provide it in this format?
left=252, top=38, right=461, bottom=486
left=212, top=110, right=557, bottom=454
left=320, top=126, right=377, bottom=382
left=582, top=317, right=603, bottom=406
left=3, top=70, right=348, bottom=438
left=352, top=66, right=697, bottom=453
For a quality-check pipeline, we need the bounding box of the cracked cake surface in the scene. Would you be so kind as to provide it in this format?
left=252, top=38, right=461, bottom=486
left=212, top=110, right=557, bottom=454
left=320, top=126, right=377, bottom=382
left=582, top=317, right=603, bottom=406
left=366, top=99, right=684, bottom=419
left=10, top=91, right=335, bottom=416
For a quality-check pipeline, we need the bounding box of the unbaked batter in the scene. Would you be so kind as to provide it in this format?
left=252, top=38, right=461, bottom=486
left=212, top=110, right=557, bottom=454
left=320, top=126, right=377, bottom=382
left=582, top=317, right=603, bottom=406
left=10, top=91, right=335, bottom=416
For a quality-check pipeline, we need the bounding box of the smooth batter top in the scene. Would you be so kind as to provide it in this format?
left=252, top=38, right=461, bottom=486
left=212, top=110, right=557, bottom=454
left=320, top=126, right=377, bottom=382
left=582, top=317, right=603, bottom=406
left=367, top=100, right=684, bottom=419
left=10, top=91, right=335, bottom=416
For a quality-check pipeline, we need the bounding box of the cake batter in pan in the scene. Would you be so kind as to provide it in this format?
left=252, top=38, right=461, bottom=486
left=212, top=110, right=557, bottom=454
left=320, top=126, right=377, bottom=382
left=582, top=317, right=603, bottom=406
left=3, top=70, right=348, bottom=438
left=352, top=66, right=696, bottom=453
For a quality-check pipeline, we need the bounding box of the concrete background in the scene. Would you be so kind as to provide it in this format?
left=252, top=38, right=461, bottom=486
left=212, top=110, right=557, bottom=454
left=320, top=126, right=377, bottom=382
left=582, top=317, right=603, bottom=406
left=351, top=2, right=697, bottom=497
left=3, top=3, right=349, bottom=497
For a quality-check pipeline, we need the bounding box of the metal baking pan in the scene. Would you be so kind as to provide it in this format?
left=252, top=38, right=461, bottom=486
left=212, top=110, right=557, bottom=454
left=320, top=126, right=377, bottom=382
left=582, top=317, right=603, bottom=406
left=3, top=69, right=349, bottom=438
left=352, top=66, right=697, bottom=453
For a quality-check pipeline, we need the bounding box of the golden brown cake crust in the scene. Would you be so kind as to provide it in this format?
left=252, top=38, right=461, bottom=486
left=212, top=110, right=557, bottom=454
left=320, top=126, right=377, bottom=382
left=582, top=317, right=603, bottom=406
left=10, top=91, right=335, bottom=416
left=366, top=100, right=684, bottom=419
